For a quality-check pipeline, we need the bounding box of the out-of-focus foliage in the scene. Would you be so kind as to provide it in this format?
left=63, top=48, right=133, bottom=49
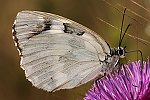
left=0, top=0, right=149, bottom=100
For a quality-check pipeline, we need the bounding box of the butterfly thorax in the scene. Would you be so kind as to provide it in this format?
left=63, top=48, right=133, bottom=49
left=99, top=47, right=125, bottom=73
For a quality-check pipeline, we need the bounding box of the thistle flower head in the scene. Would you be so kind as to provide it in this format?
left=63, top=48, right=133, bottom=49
left=84, top=58, right=150, bottom=100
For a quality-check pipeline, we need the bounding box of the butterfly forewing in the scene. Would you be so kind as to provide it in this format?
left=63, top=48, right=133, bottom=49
left=13, top=11, right=116, bottom=92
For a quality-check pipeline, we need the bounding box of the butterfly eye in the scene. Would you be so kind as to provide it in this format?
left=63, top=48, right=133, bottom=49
left=118, top=48, right=125, bottom=58
left=119, top=49, right=123, bottom=55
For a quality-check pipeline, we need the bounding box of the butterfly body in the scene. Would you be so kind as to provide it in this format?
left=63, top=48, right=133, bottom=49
left=12, top=11, right=125, bottom=92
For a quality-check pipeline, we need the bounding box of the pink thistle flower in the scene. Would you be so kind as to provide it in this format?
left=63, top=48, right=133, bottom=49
left=84, top=58, right=150, bottom=100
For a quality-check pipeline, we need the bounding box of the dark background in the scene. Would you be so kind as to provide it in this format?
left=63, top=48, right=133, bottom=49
left=0, top=0, right=150, bottom=100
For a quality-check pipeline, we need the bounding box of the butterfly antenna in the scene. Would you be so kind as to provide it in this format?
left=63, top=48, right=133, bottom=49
left=119, top=8, right=126, bottom=47
left=119, top=24, right=131, bottom=47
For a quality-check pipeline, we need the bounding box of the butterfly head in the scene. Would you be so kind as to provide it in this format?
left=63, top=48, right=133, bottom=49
left=110, top=46, right=126, bottom=58
left=117, top=46, right=126, bottom=58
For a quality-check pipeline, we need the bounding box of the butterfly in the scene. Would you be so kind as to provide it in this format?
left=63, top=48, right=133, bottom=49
left=12, top=10, right=129, bottom=92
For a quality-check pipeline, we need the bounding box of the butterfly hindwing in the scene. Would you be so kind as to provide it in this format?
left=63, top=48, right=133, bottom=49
left=13, top=11, right=113, bottom=92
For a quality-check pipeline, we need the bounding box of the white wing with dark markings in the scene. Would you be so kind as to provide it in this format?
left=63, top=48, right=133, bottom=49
left=12, top=11, right=119, bottom=92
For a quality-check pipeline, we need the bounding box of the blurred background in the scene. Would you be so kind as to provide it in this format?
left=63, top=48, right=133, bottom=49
left=0, top=0, right=150, bottom=100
